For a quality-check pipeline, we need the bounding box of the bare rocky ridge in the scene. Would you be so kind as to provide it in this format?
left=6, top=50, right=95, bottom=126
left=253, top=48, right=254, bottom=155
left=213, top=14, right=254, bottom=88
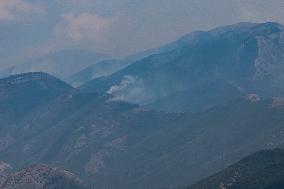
left=0, top=165, right=88, bottom=189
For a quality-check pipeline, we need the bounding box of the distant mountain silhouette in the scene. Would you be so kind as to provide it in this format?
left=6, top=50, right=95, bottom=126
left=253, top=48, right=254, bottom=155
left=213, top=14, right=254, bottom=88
left=0, top=49, right=107, bottom=80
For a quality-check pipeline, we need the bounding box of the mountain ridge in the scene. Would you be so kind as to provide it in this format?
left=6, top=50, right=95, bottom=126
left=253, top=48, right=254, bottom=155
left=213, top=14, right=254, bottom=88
left=185, top=149, right=284, bottom=189
left=1, top=72, right=284, bottom=188
left=80, top=22, right=284, bottom=112
left=1, top=22, right=284, bottom=189
left=0, top=49, right=108, bottom=80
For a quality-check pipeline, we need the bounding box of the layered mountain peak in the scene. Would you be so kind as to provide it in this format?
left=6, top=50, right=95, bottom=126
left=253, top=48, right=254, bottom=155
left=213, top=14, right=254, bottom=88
left=169, top=22, right=284, bottom=49
left=1, top=72, right=54, bottom=85
left=0, top=72, right=74, bottom=92
left=0, top=72, right=76, bottom=118
left=0, top=49, right=108, bottom=80
left=210, top=22, right=283, bottom=35
left=252, top=22, right=283, bottom=35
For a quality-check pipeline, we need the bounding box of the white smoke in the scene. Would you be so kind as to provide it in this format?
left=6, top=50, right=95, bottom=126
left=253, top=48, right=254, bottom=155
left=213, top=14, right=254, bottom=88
left=246, top=93, right=260, bottom=102
left=107, top=75, right=153, bottom=104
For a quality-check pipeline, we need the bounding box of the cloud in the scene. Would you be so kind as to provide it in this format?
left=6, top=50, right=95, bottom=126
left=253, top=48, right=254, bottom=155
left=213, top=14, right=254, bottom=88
left=0, top=0, right=45, bottom=21
left=54, top=13, right=112, bottom=45
left=14, top=12, right=113, bottom=61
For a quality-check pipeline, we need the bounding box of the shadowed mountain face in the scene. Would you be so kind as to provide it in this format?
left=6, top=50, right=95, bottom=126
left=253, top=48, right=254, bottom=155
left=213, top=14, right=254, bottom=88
left=0, top=165, right=88, bottom=189
left=186, top=149, right=284, bottom=189
left=80, top=22, right=284, bottom=112
left=1, top=73, right=284, bottom=189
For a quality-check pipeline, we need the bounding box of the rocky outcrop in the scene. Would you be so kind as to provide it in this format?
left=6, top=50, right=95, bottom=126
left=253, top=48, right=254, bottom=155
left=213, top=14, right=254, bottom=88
left=0, top=165, right=88, bottom=189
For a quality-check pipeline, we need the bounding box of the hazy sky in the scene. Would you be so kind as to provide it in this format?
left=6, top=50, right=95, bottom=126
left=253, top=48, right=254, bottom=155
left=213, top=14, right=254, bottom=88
left=0, top=0, right=284, bottom=68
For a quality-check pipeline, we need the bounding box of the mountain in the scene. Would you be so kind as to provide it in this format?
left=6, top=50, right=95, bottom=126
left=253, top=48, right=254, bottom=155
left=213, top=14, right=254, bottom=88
left=80, top=22, right=284, bottom=112
left=0, top=165, right=88, bottom=189
left=0, top=49, right=107, bottom=80
left=67, top=40, right=187, bottom=87
left=0, top=72, right=175, bottom=188
left=94, top=96, right=284, bottom=189
left=0, top=72, right=75, bottom=124
left=1, top=73, right=284, bottom=189
left=67, top=59, right=127, bottom=87
left=185, top=149, right=284, bottom=189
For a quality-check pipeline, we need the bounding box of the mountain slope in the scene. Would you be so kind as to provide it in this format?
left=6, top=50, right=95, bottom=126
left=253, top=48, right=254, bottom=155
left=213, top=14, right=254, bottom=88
left=67, top=38, right=191, bottom=87
left=80, top=22, right=284, bottom=112
left=1, top=73, right=284, bottom=189
left=0, top=72, right=75, bottom=120
left=0, top=165, right=88, bottom=189
left=93, top=97, right=284, bottom=189
left=186, top=149, right=284, bottom=189
left=0, top=73, right=176, bottom=188
left=67, top=59, right=127, bottom=87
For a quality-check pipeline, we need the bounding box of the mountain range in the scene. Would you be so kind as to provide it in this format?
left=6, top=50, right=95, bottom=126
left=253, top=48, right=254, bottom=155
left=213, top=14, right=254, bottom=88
left=0, top=38, right=182, bottom=88
left=1, top=72, right=284, bottom=189
left=1, top=22, right=284, bottom=189
left=2, top=149, right=284, bottom=189
left=80, top=22, right=284, bottom=112
left=0, top=49, right=107, bottom=81
left=66, top=39, right=190, bottom=87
